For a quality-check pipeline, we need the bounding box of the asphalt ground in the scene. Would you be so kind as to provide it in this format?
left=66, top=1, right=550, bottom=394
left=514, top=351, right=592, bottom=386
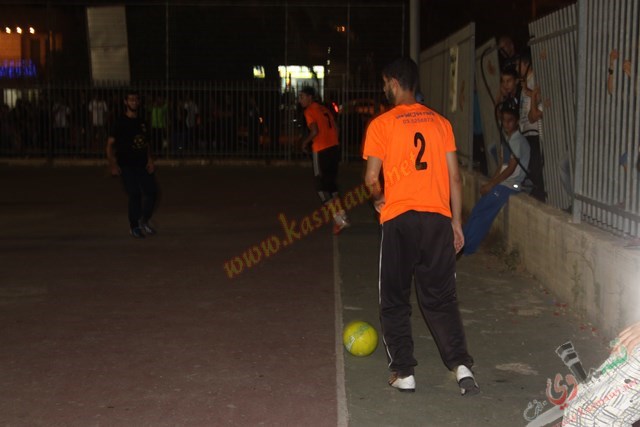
left=0, top=162, right=613, bottom=427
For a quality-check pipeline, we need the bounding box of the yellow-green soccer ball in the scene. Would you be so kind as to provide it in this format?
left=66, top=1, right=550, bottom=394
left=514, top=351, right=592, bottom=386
left=343, top=320, right=378, bottom=357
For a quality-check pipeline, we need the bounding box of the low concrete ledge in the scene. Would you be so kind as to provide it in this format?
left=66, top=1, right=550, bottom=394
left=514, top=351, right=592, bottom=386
left=462, top=169, right=640, bottom=339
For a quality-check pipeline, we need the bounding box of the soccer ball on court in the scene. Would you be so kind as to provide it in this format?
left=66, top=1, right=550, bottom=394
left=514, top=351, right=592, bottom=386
left=343, top=320, right=378, bottom=357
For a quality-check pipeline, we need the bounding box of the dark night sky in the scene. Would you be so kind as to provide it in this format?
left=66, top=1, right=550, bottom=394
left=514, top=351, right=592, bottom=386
left=0, top=0, right=575, bottom=81
left=421, top=0, right=574, bottom=55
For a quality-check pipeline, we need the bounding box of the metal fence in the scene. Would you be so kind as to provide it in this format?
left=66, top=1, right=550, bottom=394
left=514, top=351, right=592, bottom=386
left=419, top=23, right=476, bottom=169
left=472, top=0, right=640, bottom=239
left=456, top=0, right=640, bottom=239
left=573, top=0, right=640, bottom=237
left=0, top=81, right=384, bottom=161
left=474, top=38, right=502, bottom=176
left=529, top=3, right=578, bottom=212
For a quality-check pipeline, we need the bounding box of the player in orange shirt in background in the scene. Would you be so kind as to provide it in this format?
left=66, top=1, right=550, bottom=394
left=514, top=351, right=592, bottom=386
left=298, top=86, right=349, bottom=234
left=362, top=57, right=478, bottom=396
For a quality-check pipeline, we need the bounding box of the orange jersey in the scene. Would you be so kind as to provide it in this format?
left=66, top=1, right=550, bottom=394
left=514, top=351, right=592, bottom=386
left=304, top=102, right=339, bottom=152
left=363, top=103, right=456, bottom=223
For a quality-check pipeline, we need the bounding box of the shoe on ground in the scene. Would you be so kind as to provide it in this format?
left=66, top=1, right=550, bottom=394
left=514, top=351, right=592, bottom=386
left=388, top=372, right=415, bottom=392
left=130, top=227, right=145, bottom=239
left=455, top=365, right=479, bottom=396
left=139, top=221, right=156, bottom=235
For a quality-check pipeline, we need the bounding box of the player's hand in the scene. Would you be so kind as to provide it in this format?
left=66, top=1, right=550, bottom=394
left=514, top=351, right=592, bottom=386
left=302, top=141, right=311, bottom=154
left=373, top=197, right=385, bottom=213
left=480, top=183, right=491, bottom=196
left=146, top=160, right=155, bottom=174
left=452, top=221, right=464, bottom=254
left=615, top=321, right=640, bottom=355
left=109, top=164, right=121, bottom=176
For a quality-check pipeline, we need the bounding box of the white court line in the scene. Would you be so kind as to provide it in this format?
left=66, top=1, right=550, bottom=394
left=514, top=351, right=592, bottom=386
left=333, top=235, right=349, bottom=427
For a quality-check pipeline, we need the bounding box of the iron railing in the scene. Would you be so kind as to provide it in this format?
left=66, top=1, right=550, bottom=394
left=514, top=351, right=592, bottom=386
left=0, top=81, right=385, bottom=161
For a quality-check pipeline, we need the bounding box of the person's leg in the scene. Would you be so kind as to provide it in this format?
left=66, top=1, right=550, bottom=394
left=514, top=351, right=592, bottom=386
left=526, top=135, right=546, bottom=202
left=379, top=211, right=419, bottom=377
left=415, top=212, right=474, bottom=370
left=323, top=145, right=340, bottom=196
left=139, top=168, right=158, bottom=224
left=324, top=145, right=349, bottom=228
left=315, top=146, right=348, bottom=231
left=462, top=185, right=515, bottom=254
left=120, top=167, right=142, bottom=230
left=313, top=150, right=331, bottom=203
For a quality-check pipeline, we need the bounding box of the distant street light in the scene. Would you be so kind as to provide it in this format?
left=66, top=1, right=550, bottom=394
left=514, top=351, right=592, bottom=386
left=16, top=27, right=22, bottom=34
left=29, top=27, right=35, bottom=34
left=5, top=27, right=11, bottom=34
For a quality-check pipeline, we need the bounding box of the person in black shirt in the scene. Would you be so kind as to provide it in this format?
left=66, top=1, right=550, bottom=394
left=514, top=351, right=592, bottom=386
left=106, top=91, right=157, bottom=238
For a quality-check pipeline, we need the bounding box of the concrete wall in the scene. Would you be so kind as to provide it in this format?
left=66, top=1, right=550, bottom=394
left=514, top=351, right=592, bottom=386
left=461, top=169, right=640, bottom=339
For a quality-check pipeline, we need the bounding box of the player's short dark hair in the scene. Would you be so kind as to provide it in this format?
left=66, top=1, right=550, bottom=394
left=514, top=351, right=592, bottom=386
left=300, top=86, right=316, bottom=97
left=501, top=65, right=519, bottom=79
left=382, top=57, right=419, bottom=92
left=518, top=49, right=532, bottom=65
left=123, top=89, right=139, bottom=99
left=500, top=98, right=520, bottom=120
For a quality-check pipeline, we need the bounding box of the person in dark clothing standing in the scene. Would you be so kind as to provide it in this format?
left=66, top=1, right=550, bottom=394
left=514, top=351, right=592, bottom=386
left=106, top=91, right=158, bottom=239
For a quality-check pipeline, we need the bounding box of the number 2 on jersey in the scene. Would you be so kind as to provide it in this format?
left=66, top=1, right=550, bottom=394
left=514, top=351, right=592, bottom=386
left=414, top=132, right=427, bottom=170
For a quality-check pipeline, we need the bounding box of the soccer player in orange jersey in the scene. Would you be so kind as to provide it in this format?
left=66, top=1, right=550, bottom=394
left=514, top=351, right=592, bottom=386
left=298, top=86, right=349, bottom=234
left=362, top=57, right=477, bottom=396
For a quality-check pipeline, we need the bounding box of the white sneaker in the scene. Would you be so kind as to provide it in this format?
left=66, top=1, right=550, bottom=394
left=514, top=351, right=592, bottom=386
left=332, top=210, right=351, bottom=235
left=455, top=365, right=479, bottom=396
left=388, top=372, right=415, bottom=392
left=139, top=220, right=156, bottom=236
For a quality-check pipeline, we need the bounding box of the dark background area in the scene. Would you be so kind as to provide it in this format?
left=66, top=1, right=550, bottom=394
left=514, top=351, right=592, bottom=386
left=421, top=0, right=576, bottom=54
left=0, top=0, right=575, bottom=82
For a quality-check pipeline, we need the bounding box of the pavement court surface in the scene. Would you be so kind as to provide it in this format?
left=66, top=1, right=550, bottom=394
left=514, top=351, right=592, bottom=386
left=0, top=162, right=614, bottom=426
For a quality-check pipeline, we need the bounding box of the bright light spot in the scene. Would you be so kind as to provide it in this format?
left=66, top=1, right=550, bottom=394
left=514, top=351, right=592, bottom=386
left=514, top=184, right=519, bottom=189
left=5, top=27, right=10, bottom=34
left=252, top=66, right=265, bottom=79
left=29, top=27, right=35, bottom=34
left=16, top=27, right=22, bottom=34
left=277, top=65, right=324, bottom=80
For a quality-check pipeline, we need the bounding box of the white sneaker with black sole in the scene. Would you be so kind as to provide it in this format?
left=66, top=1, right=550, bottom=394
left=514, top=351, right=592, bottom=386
left=455, top=365, right=479, bottom=396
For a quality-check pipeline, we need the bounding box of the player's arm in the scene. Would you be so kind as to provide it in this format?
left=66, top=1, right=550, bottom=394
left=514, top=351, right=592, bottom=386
left=446, top=151, right=464, bottom=253
left=106, top=136, right=120, bottom=176
left=528, top=86, right=543, bottom=123
left=300, top=121, right=318, bottom=153
left=364, top=155, right=384, bottom=212
left=480, top=155, right=517, bottom=195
